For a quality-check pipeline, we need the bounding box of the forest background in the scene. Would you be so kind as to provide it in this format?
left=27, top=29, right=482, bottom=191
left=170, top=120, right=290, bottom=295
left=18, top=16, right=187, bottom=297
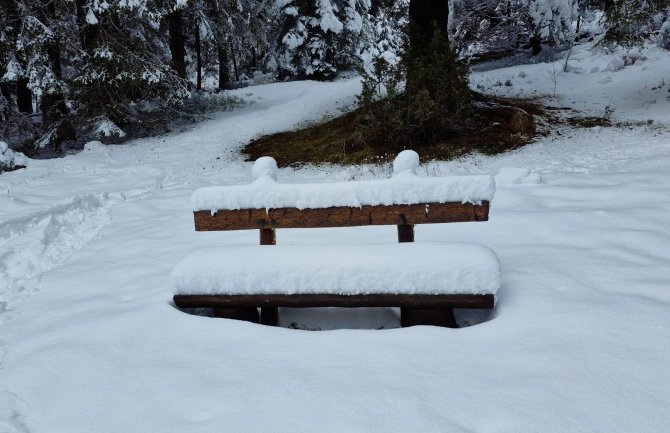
left=1, top=0, right=668, bottom=157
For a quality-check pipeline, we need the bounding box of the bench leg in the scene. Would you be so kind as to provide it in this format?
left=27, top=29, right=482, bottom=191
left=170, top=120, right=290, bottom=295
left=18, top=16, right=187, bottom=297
left=260, top=307, right=279, bottom=326
left=213, top=307, right=259, bottom=323
left=400, top=307, right=458, bottom=328
left=435, top=308, right=458, bottom=328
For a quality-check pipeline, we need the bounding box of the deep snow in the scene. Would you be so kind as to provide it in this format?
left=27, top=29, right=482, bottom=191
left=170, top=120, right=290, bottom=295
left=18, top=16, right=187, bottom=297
left=1, top=40, right=670, bottom=432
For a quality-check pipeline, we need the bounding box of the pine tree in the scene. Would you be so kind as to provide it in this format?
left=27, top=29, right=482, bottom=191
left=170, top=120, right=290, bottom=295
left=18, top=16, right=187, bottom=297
left=356, top=0, right=472, bottom=151
left=1, top=0, right=423, bottom=151
left=360, top=0, right=408, bottom=68
left=0, top=0, right=74, bottom=148
left=272, top=0, right=371, bottom=80
left=604, top=0, right=670, bottom=45
left=0, top=0, right=35, bottom=142
left=528, top=0, right=578, bottom=49
left=451, top=0, right=577, bottom=59
left=71, top=0, right=190, bottom=140
left=452, top=0, right=533, bottom=58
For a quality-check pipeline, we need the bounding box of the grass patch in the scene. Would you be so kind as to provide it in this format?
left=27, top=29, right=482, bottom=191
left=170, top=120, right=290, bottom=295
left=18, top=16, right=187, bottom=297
left=566, top=116, right=612, bottom=128
left=244, top=92, right=545, bottom=166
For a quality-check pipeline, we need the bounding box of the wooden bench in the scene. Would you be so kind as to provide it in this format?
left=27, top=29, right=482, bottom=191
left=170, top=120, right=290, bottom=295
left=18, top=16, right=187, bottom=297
left=172, top=151, right=500, bottom=328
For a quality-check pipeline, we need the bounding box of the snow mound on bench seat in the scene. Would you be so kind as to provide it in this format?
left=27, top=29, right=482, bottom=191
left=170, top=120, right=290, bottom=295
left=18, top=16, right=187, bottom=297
left=191, top=173, right=495, bottom=212
left=171, top=242, right=501, bottom=296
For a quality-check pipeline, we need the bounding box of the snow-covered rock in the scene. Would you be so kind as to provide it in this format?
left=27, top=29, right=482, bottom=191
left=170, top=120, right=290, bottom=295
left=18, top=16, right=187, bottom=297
left=0, top=141, right=28, bottom=172
left=605, top=57, right=625, bottom=72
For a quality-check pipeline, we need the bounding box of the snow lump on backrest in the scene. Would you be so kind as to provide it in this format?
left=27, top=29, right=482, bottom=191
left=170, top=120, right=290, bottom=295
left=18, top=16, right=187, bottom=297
left=393, top=150, right=420, bottom=176
left=252, top=156, right=278, bottom=181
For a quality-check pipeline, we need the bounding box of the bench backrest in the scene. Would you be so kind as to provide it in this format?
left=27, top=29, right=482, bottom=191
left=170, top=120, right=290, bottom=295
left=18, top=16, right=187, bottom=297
left=191, top=151, right=494, bottom=244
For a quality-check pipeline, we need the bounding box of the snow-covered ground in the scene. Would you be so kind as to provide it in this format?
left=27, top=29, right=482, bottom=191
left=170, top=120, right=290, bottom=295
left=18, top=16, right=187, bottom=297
left=1, top=42, right=670, bottom=432
left=472, top=40, right=670, bottom=124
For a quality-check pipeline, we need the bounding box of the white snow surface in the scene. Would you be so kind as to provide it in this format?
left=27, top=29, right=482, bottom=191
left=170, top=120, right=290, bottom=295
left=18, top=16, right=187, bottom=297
left=192, top=172, right=495, bottom=211
left=171, top=242, right=501, bottom=296
left=194, top=150, right=489, bottom=212
left=1, top=45, right=670, bottom=433
left=494, top=166, right=543, bottom=185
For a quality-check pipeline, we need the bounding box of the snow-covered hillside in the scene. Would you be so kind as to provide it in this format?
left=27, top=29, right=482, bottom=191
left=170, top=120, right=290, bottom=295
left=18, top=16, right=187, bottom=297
left=1, top=42, right=669, bottom=433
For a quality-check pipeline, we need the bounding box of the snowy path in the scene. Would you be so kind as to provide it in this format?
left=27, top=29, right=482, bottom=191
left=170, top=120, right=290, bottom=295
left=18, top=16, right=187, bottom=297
left=1, top=53, right=670, bottom=432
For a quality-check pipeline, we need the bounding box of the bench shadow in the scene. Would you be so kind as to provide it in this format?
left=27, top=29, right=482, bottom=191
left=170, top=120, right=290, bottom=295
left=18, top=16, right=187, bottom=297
left=171, top=303, right=495, bottom=330
left=454, top=308, right=496, bottom=328
left=281, top=307, right=400, bottom=330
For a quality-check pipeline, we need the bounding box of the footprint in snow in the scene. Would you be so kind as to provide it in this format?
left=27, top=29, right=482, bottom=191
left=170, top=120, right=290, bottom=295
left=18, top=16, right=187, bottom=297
left=0, top=390, right=29, bottom=433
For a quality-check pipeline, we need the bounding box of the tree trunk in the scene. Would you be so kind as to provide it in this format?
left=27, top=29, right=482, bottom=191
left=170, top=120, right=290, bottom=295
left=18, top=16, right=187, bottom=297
left=0, top=1, right=16, bottom=117
left=231, top=42, right=240, bottom=82
left=16, top=77, right=32, bottom=114
left=406, top=0, right=451, bottom=92
left=195, top=20, right=202, bottom=91
left=0, top=82, right=12, bottom=122
left=0, top=82, right=12, bottom=105
left=74, top=0, right=100, bottom=52
left=408, top=0, right=449, bottom=53
left=167, top=10, right=187, bottom=80
left=206, top=0, right=230, bottom=89
left=39, top=0, right=74, bottom=147
left=530, top=35, right=541, bottom=56
left=43, top=0, right=62, bottom=77
left=217, top=44, right=230, bottom=90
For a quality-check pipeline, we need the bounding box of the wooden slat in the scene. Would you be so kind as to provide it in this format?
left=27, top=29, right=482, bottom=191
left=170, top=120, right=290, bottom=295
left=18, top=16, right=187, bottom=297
left=213, top=307, right=259, bottom=322
left=173, top=293, right=494, bottom=309
left=194, top=201, right=489, bottom=231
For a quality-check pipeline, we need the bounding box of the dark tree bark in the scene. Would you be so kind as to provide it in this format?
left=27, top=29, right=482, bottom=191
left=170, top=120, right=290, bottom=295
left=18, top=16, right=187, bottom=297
left=74, top=0, right=100, bottom=52
left=529, top=35, right=542, bottom=56
left=39, top=0, right=75, bottom=146
left=0, top=83, right=12, bottom=104
left=206, top=0, right=231, bottom=90
left=230, top=42, right=240, bottom=82
left=42, top=0, right=64, bottom=103
left=167, top=10, right=187, bottom=80
left=0, top=82, right=13, bottom=122
left=195, top=20, right=202, bottom=91
left=16, top=77, right=32, bottom=113
left=217, top=44, right=230, bottom=90
left=406, top=0, right=452, bottom=90
left=1, top=1, right=21, bottom=112
left=43, top=0, right=62, bottom=78
left=408, top=0, right=449, bottom=53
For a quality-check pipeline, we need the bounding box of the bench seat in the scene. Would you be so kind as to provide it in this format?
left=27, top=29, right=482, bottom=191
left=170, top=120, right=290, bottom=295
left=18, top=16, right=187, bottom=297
left=171, top=242, right=501, bottom=297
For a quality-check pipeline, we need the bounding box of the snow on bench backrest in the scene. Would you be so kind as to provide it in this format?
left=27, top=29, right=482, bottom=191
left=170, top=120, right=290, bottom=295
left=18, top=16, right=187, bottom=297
left=191, top=151, right=495, bottom=213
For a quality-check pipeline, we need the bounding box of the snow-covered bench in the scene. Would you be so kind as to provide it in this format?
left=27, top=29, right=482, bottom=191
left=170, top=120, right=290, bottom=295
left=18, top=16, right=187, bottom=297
left=171, top=150, right=500, bottom=328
